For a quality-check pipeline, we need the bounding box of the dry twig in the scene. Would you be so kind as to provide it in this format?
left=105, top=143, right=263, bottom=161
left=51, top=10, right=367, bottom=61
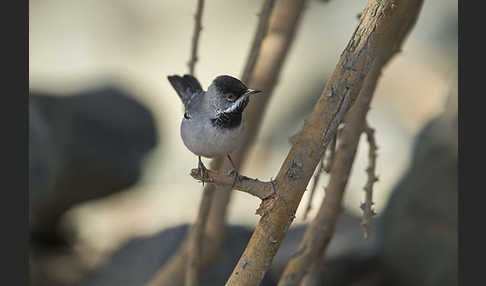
left=187, top=0, right=205, bottom=75
left=361, top=124, right=378, bottom=240
left=190, top=168, right=274, bottom=200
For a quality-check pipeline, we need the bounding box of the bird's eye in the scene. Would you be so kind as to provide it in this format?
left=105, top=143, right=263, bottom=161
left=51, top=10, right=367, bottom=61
left=184, top=112, right=191, bottom=119
left=227, top=94, right=237, bottom=102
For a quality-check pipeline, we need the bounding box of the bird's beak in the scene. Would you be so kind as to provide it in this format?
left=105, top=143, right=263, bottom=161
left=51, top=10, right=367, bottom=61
left=245, top=89, right=262, bottom=96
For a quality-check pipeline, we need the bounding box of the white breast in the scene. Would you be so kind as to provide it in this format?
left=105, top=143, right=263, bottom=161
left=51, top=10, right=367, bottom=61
left=180, top=117, right=244, bottom=158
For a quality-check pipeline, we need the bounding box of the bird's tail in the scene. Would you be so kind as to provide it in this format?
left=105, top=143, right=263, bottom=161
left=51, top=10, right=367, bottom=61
left=167, top=74, right=203, bottom=105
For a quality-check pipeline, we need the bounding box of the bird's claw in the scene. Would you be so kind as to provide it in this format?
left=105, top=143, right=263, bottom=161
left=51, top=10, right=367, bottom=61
left=227, top=168, right=239, bottom=189
left=198, top=158, right=210, bottom=186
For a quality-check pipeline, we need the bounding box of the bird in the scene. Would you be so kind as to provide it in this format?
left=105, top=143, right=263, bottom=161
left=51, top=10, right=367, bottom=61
left=167, top=74, right=261, bottom=183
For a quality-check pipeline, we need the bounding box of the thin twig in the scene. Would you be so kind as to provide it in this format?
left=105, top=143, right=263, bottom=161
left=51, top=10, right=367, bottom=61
left=360, top=124, right=378, bottom=239
left=187, top=0, right=205, bottom=75
left=190, top=169, right=274, bottom=200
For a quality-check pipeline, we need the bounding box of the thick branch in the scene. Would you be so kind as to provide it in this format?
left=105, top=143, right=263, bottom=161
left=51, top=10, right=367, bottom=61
left=241, top=0, right=276, bottom=83
left=190, top=169, right=274, bottom=200
left=361, top=124, right=378, bottom=239
left=225, top=1, right=424, bottom=285
left=278, top=2, right=424, bottom=285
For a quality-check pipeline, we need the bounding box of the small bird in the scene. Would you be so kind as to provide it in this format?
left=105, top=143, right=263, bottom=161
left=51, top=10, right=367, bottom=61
left=167, top=74, right=261, bottom=181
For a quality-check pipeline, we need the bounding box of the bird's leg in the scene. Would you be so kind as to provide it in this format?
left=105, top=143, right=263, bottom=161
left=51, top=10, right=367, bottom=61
left=227, top=154, right=239, bottom=189
left=198, top=156, right=209, bottom=185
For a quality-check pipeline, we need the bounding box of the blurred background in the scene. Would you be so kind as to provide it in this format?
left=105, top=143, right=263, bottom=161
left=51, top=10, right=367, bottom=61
left=29, top=0, right=457, bottom=285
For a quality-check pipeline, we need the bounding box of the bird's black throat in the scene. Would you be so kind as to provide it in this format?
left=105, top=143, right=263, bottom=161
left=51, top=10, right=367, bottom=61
left=211, top=95, right=249, bottom=129
left=211, top=112, right=242, bottom=129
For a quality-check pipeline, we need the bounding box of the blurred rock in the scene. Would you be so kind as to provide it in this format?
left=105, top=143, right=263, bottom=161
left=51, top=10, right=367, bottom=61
left=378, top=107, right=457, bottom=286
left=79, top=224, right=254, bottom=286
left=78, top=211, right=379, bottom=286
left=29, top=86, right=158, bottom=247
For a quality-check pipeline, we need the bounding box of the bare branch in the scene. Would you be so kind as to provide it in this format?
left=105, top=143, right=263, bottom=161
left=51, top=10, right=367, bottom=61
left=185, top=188, right=213, bottom=286
left=225, top=1, right=424, bottom=285
left=184, top=1, right=207, bottom=284
left=190, top=169, right=274, bottom=200
left=241, top=0, right=276, bottom=83
left=360, top=124, right=378, bottom=240
left=148, top=161, right=222, bottom=286
left=187, top=0, right=205, bottom=75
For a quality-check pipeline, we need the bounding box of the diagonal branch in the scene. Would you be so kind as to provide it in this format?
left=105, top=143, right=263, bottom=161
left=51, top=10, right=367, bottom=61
left=279, top=2, right=424, bottom=285
left=224, top=1, right=425, bottom=285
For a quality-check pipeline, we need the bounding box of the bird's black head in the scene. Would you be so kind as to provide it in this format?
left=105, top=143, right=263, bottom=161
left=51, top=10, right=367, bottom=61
left=209, top=75, right=261, bottom=129
left=212, top=75, right=253, bottom=102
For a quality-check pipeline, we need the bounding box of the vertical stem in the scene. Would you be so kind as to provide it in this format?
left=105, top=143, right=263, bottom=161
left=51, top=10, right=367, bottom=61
left=185, top=0, right=206, bottom=284
left=187, top=0, right=205, bottom=76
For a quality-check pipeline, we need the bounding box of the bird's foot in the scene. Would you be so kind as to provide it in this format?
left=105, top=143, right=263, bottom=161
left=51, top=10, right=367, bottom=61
left=226, top=154, right=239, bottom=189
left=227, top=168, right=240, bottom=189
left=198, top=156, right=210, bottom=186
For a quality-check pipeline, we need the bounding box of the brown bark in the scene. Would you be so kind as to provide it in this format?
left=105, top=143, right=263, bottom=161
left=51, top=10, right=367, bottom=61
left=225, top=1, right=424, bottom=285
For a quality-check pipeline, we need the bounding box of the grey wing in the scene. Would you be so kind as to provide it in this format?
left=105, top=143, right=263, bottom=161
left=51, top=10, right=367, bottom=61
left=167, top=74, right=203, bottom=106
